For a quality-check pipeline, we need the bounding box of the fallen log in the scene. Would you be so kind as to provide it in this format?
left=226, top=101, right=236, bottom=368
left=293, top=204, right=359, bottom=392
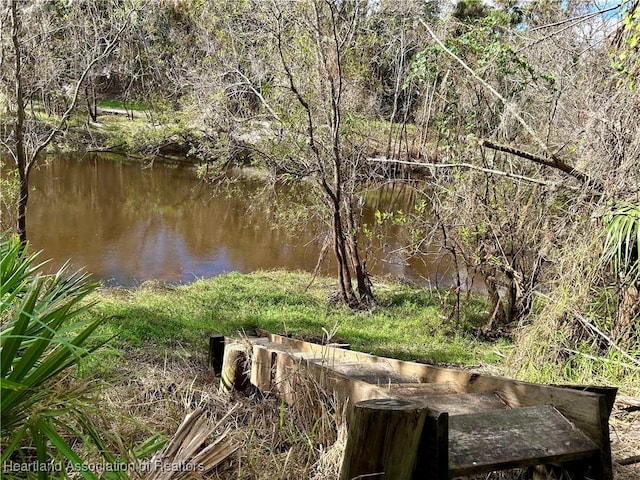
left=616, top=394, right=640, bottom=411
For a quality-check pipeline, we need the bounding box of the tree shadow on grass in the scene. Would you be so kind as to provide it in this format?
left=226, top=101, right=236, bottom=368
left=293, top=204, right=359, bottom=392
left=103, top=304, right=197, bottom=348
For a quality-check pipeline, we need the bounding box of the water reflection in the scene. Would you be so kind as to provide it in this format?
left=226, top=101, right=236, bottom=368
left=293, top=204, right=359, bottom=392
left=15, top=154, right=462, bottom=287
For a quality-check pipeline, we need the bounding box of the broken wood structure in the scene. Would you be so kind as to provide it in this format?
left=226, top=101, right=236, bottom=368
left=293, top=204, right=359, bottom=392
left=214, top=331, right=617, bottom=480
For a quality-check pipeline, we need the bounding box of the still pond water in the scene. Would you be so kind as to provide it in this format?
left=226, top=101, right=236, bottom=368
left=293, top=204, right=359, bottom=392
left=19, top=154, right=461, bottom=288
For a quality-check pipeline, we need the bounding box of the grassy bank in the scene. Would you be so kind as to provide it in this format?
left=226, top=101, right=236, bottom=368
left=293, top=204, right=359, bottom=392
left=90, top=270, right=508, bottom=371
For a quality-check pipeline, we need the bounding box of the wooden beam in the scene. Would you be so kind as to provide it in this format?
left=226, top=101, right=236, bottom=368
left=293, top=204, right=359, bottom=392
left=554, top=385, right=618, bottom=416
left=250, top=344, right=274, bottom=393
left=246, top=332, right=616, bottom=479
left=414, top=410, right=448, bottom=480
left=418, top=392, right=508, bottom=416
left=386, top=382, right=462, bottom=397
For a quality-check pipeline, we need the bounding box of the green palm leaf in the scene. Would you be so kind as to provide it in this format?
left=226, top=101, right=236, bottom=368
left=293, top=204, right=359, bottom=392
left=1, top=236, right=105, bottom=476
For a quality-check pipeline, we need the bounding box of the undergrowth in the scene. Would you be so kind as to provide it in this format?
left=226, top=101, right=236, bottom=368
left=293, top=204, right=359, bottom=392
left=509, top=234, right=640, bottom=396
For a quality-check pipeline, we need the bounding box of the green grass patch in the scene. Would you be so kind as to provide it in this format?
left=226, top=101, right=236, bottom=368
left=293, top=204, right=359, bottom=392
left=89, top=270, right=507, bottom=370
left=98, top=99, right=148, bottom=111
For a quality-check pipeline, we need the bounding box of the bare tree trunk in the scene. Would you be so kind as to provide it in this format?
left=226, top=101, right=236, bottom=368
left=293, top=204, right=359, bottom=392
left=331, top=198, right=357, bottom=305
left=10, top=0, right=28, bottom=245
left=270, top=0, right=373, bottom=308
left=614, top=283, right=640, bottom=347
left=344, top=195, right=373, bottom=304
left=16, top=171, right=28, bottom=245
left=86, top=82, right=98, bottom=122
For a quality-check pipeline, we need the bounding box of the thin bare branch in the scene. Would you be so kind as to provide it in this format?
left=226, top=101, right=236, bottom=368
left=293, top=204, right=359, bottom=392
left=234, top=68, right=282, bottom=123
left=516, top=4, right=621, bottom=54
left=368, top=157, right=572, bottom=189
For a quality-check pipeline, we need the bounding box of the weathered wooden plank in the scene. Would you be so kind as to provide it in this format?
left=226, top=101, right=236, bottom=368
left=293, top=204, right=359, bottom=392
left=386, top=382, right=462, bottom=397
left=593, top=393, right=614, bottom=480
left=247, top=332, right=615, bottom=480
left=248, top=336, right=398, bottom=405
left=417, top=392, right=508, bottom=415
left=340, top=399, right=429, bottom=480
left=467, top=375, right=613, bottom=479
left=268, top=348, right=396, bottom=406
left=554, top=385, right=618, bottom=415
left=448, top=405, right=599, bottom=477
left=250, top=344, right=274, bottom=392
left=324, top=362, right=417, bottom=384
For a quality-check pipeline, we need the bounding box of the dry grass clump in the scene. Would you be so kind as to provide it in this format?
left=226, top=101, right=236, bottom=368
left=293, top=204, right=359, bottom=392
left=146, top=407, right=239, bottom=480
left=99, top=347, right=344, bottom=479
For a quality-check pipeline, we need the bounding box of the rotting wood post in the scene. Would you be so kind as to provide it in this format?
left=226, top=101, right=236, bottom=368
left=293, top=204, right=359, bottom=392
left=219, top=343, right=248, bottom=394
left=339, top=398, right=431, bottom=480
left=250, top=344, right=274, bottom=392
left=208, top=334, right=225, bottom=375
